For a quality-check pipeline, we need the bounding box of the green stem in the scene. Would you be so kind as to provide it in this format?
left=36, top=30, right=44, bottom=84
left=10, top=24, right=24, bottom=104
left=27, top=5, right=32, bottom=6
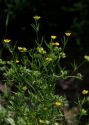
left=5, top=13, right=10, bottom=37
left=62, top=36, right=68, bottom=51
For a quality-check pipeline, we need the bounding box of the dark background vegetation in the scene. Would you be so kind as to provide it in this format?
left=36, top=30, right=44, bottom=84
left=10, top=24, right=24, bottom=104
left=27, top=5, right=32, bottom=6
left=0, top=0, right=89, bottom=89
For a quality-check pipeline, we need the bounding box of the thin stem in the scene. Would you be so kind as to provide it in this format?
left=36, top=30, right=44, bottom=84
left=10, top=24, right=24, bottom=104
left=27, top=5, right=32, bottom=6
left=4, top=13, right=10, bottom=37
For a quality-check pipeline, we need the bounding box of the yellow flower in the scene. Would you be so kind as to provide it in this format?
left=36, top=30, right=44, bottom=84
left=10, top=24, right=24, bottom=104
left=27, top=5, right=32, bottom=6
left=65, top=32, right=71, bottom=36
left=37, top=47, right=44, bottom=51
left=22, top=86, right=27, bottom=91
left=50, top=42, right=55, bottom=45
left=54, top=101, right=62, bottom=107
left=39, top=119, right=45, bottom=123
left=22, top=47, right=27, bottom=52
left=3, top=39, right=11, bottom=43
left=84, top=55, right=89, bottom=61
left=54, top=42, right=60, bottom=46
left=18, top=47, right=27, bottom=52
left=54, top=123, right=59, bottom=125
left=16, top=59, right=19, bottom=63
left=50, top=42, right=59, bottom=46
left=51, top=35, right=57, bottom=39
left=18, top=47, right=23, bottom=50
left=33, top=15, right=41, bottom=20
left=37, top=47, right=46, bottom=54
left=45, top=120, right=50, bottom=124
left=45, top=57, right=52, bottom=62
left=39, top=119, right=49, bottom=124
left=60, top=52, right=66, bottom=58
left=82, top=90, right=88, bottom=94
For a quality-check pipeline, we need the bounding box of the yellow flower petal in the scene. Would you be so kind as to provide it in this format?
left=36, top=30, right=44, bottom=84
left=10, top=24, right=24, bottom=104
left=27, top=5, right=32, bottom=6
left=51, top=35, right=57, bottom=39
left=18, top=47, right=27, bottom=52
left=16, top=59, right=19, bottom=63
left=54, top=101, right=62, bottom=106
left=22, top=47, right=27, bottom=52
left=84, top=55, right=89, bottom=61
left=18, top=47, right=23, bottom=50
left=54, top=42, right=60, bottom=46
left=39, top=119, right=45, bottom=123
left=3, top=39, right=11, bottom=43
left=37, top=47, right=46, bottom=54
left=33, top=15, right=41, bottom=20
left=50, top=42, right=60, bottom=46
left=50, top=42, right=55, bottom=45
left=82, top=90, right=88, bottom=94
left=45, top=57, right=52, bottom=62
left=54, top=123, right=59, bottom=125
left=65, top=32, right=71, bottom=36
left=22, top=86, right=27, bottom=91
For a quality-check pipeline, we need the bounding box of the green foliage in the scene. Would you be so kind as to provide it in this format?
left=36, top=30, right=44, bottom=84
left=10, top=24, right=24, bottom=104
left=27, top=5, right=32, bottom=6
left=0, top=16, right=88, bottom=125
